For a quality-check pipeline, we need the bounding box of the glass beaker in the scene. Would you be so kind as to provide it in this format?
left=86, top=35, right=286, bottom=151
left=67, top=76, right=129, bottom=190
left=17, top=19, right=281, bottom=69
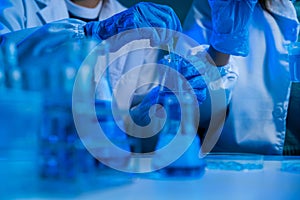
left=152, top=91, right=206, bottom=178
left=288, top=42, right=300, bottom=82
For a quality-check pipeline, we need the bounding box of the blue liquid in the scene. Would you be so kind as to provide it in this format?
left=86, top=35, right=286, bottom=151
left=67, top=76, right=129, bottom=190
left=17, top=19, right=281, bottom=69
left=289, top=54, right=300, bottom=82
left=155, top=135, right=206, bottom=178
left=158, top=165, right=206, bottom=178
left=95, top=100, right=130, bottom=152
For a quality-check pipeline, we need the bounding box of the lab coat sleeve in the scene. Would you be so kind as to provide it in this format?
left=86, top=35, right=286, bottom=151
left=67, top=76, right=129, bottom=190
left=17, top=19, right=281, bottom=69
left=182, top=0, right=212, bottom=45
left=0, top=27, right=40, bottom=46
left=0, top=0, right=27, bottom=34
left=130, top=47, right=159, bottom=107
left=181, top=1, right=239, bottom=111
left=188, top=45, right=238, bottom=104
left=0, top=0, right=38, bottom=45
left=187, top=44, right=238, bottom=131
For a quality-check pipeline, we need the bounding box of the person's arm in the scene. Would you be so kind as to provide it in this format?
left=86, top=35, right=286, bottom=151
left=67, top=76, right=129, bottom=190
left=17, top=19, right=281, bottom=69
left=84, top=2, right=182, bottom=50
left=0, top=27, right=40, bottom=46
left=207, top=46, right=230, bottom=67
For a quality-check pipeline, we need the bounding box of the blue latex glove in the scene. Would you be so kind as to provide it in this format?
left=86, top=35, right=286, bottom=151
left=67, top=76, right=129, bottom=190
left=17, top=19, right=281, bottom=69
left=208, top=0, right=257, bottom=56
left=158, top=54, right=207, bottom=103
left=16, top=19, right=86, bottom=67
left=84, top=2, right=182, bottom=50
left=130, top=55, right=207, bottom=126
left=130, top=86, right=162, bottom=126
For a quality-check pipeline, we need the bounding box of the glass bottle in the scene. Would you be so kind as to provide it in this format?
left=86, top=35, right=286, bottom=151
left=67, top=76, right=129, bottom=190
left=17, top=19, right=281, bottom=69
left=39, top=40, right=87, bottom=180
left=152, top=91, right=206, bottom=178
left=0, top=49, right=5, bottom=90
left=3, top=40, right=23, bottom=90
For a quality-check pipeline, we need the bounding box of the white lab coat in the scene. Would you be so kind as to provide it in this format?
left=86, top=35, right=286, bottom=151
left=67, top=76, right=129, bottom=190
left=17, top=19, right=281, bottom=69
left=0, top=0, right=125, bottom=33
left=0, top=0, right=158, bottom=109
left=183, top=0, right=299, bottom=154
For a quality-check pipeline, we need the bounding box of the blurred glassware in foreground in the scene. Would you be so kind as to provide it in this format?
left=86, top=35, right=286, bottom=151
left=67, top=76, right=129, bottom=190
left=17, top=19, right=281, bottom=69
left=94, top=99, right=131, bottom=168
left=0, top=37, right=131, bottom=192
left=0, top=41, right=43, bottom=197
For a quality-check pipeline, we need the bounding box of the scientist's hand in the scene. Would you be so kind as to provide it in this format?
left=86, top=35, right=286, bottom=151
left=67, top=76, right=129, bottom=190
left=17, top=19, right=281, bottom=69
left=209, top=0, right=257, bottom=56
left=17, top=19, right=86, bottom=67
left=130, top=56, right=207, bottom=126
left=84, top=2, right=182, bottom=50
left=130, top=86, right=162, bottom=126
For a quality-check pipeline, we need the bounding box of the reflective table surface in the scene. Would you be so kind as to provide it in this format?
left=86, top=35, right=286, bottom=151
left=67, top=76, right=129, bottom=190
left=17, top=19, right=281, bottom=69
left=1, top=154, right=300, bottom=200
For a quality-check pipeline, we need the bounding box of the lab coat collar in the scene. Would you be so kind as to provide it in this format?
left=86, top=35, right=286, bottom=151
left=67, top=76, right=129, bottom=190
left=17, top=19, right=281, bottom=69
left=266, top=0, right=297, bottom=21
left=34, top=0, right=51, bottom=8
left=99, top=0, right=126, bottom=20
left=266, top=0, right=299, bottom=42
left=35, top=0, right=69, bottom=24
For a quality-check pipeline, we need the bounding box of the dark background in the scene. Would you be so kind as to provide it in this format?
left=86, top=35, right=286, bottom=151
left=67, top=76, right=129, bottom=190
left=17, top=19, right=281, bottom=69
left=118, top=0, right=194, bottom=23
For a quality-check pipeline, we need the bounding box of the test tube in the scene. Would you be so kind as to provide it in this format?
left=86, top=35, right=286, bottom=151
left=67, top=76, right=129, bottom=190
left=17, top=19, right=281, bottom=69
left=167, top=39, right=183, bottom=97
left=3, top=41, right=23, bottom=90
left=158, top=39, right=176, bottom=94
left=0, top=49, right=5, bottom=90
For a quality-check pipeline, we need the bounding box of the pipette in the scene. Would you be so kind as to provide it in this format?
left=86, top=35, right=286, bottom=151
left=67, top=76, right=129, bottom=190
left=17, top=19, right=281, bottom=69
left=0, top=49, right=5, bottom=90
left=167, top=39, right=183, bottom=97
left=159, top=39, right=180, bottom=92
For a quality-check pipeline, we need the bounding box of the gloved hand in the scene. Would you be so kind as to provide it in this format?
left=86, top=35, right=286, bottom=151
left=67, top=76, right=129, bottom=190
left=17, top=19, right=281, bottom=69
left=172, top=54, right=207, bottom=103
left=84, top=2, right=182, bottom=51
left=16, top=19, right=86, bottom=68
left=18, top=19, right=85, bottom=60
left=208, top=0, right=258, bottom=56
left=130, top=55, right=207, bottom=126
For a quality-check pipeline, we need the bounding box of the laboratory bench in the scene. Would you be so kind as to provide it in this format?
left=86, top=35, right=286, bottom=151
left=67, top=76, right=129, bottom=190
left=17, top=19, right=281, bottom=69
left=1, top=154, right=300, bottom=200
left=0, top=85, right=299, bottom=200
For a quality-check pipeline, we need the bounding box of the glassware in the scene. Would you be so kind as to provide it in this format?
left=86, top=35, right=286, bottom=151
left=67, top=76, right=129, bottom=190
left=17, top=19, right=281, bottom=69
left=204, top=153, right=264, bottom=171
left=288, top=42, right=300, bottom=82
left=2, top=40, right=23, bottom=89
left=40, top=39, right=108, bottom=179
left=0, top=48, right=6, bottom=90
left=280, top=156, right=300, bottom=173
left=151, top=91, right=206, bottom=178
left=0, top=90, right=43, bottom=198
left=0, top=40, right=43, bottom=196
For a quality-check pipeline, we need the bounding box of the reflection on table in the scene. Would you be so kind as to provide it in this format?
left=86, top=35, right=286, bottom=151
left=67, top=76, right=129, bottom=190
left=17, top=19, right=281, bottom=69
left=1, top=154, right=300, bottom=200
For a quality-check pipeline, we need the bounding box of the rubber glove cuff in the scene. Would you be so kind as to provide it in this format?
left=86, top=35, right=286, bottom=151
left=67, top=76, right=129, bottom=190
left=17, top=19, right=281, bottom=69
left=210, top=29, right=249, bottom=56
